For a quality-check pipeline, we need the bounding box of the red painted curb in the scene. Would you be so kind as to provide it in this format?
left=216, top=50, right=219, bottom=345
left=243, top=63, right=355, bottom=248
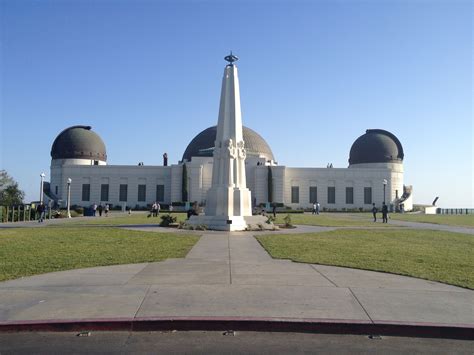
left=0, top=317, right=472, bottom=340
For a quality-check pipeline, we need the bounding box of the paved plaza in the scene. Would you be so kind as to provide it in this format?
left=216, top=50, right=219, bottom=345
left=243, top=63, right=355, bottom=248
left=0, top=218, right=473, bottom=338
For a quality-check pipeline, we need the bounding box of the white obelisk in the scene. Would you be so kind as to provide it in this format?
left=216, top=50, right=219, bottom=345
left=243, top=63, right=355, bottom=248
left=188, top=53, right=254, bottom=231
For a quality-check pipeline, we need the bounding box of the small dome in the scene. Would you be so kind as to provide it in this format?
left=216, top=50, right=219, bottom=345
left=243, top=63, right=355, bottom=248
left=349, top=129, right=404, bottom=165
left=182, top=126, right=274, bottom=162
left=51, top=125, right=107, bottom=161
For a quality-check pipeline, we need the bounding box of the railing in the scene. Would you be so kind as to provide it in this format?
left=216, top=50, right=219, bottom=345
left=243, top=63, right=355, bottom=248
left=0, top=205, right=51, bottom=223
left=437, top=208, right=474, bottom=215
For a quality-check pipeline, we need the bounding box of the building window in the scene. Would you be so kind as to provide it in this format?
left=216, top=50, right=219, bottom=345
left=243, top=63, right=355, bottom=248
left=346, top=187, right=354, bottom=204
left=82, top=184, right=90, bottom=201
left=291, top=186, right=299, bottom=204
left=119, top=184, right=128, bottom=202
left=364, top=187, right=372, bottom=204
left=55, top=186, right=58, bottom=195
left=396, top=189, right=399, bottom=199
left=100, top=184, right=109, bottom=202
left=309, top=186, right=317, bottom=204
left=138, top=184, right=146, bottom=202
left=156, top=185, right=165, bottom=202
left=327, top=187, right=335, bottom=204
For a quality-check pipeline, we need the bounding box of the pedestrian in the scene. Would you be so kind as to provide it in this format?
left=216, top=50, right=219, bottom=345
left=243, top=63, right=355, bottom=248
left=98, top=204, right=103, bottom=217
left=169, top=205, right=173, bottom=212
left=312, top=202, right=317, bottom=215
left=92, top=203, right=97, bottom=217
left=316, top=201, right=320, bottom=215
left=156, top=202, right=161, bottom=216
left=372, top=203, right=378, bottom=222
left=151, top=202, right=158, bottom=217
left=272, top=203, right=276, bottom=218
left=105, top=204, right=109, bottom=217
left=382, top=202, right=388, bottom=223
left=36, top=202, right=45, bottom=223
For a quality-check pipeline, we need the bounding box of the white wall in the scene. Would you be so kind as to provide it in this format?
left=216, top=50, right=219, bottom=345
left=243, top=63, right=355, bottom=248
left=51, top=158, right=408, bottom=211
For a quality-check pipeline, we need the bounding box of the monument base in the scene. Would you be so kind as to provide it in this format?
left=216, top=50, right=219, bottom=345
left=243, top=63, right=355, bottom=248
left=187, top=215, right=272, bottom=231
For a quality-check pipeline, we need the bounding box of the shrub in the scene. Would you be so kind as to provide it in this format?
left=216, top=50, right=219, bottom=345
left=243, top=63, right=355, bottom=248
left=160, top=214, right=177, bottom=227
left=266, top=215, right=275, bottom=224
left=283, top=214, right=293, bottom=228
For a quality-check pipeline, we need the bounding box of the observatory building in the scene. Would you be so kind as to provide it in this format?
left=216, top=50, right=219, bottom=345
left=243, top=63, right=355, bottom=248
left=46, top=58, right=413, bottom=213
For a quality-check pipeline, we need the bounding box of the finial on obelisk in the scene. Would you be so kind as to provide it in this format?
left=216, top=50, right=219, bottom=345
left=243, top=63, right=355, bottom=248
left=224, top=51, right=238, bottom=66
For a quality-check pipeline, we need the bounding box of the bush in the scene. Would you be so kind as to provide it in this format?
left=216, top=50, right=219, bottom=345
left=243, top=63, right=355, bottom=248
left=172, top=202, right=186, bottom=207
left=284, top=214, right=293, bottom=227
left=74, top=207, right=84, bottom=214
left=266, top=215, right=275, bottom=224
left=160, top=214, right=177, bottom=227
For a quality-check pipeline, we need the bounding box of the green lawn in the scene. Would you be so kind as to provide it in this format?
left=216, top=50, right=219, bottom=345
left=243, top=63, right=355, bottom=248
left=273, top=213, right=392, bottom=227
left=257, top=229, right=474, bottom=289
left=64, top=212, right=188, bottom=226
left=388, top=213, right=474, bottom=227
left=0, top=226, right=199, bottom=281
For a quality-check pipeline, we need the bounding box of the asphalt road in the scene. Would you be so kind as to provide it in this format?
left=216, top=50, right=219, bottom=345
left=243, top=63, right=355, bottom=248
left=0, top=331, right=473, bottom=354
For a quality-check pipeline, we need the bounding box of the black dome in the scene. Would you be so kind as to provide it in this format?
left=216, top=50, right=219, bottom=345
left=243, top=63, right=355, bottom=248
left=182, top=126, right=274, bottom=162
left=349, top=129, right=404, bottom=165
left=51, top=125, right=107, bottom=161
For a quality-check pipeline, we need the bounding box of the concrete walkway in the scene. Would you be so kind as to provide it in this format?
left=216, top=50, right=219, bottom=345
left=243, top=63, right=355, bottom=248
left=0, top=227, right=473, bottom=337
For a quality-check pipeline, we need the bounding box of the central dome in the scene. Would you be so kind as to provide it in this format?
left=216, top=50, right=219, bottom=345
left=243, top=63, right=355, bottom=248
left=182, top=126, right=274, bottom=162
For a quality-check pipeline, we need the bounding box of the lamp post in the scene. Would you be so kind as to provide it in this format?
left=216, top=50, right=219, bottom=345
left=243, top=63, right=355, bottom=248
left=67, top=178, right=72, bottom=218
left=39, top=172, right=46, bottom=204
left=383, top=179, right=388, bottom=205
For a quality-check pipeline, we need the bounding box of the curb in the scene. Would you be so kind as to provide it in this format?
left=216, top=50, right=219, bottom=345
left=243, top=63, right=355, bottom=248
left=0, top=317, right=472, bottom=340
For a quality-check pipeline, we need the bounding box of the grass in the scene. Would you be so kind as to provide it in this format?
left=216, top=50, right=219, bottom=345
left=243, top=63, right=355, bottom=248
left=388, top=213, right=474, bottom=227
left=63, top=212, right=188, bottom=226
left=257, top=229, right=474, bottom=289
left=0, top=226, right=199, bottom=282
left=273, top=213, right=391, bottom=227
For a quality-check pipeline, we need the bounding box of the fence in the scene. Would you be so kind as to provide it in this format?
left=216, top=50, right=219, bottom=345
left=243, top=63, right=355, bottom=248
left=0, top=205, right=44, bottom=223
left=437, top=208, right=474, bottom=215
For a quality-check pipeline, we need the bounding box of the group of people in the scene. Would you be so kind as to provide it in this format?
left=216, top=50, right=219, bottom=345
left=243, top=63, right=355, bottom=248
left=150, top=202, right=161, bottom=217
left=312, top=202, right=320, bottom=215
left=91, top=203, right=109, bottom=217
left=372, top=202, right=389, bottom=223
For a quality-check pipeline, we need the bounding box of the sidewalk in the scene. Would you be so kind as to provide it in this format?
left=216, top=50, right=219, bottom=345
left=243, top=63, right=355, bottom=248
left=0, top=229, right=473, bottom=338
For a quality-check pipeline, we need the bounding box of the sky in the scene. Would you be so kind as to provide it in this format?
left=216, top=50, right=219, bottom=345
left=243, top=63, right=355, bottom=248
left=1, top=0, right=472, bottom=208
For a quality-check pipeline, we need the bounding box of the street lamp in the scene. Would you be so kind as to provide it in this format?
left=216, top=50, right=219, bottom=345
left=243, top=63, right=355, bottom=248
left=39, top=172, right=46, bottom=204
left=67, top=178, right=72, bottom=218
left=383, top=179, right=388, bottom=205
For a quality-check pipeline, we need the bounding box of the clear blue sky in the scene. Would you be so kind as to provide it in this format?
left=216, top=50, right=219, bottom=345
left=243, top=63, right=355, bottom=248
left=1, top=0, right=472, bottom=207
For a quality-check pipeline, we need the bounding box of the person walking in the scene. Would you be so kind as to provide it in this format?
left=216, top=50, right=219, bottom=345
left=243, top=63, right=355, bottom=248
left=98, top=204, right=103, bottom=217
left=312, top=202, right=317, bottom=215
left=105, top=204, right=109, bottom=217
left=36, top=203, right=45, bottom=223
left=382, top=202, right=388, bottom=223
left=316, top=202, right=320, bottom=215
left=151, top=202, right=158, bottom=217
left=272, top=204, right=276, bottom=218
left=156, top=203, right=161, bottom=216
left=372, top=203, right=378, bottom=222
left=92, top=203, right=97, bottom=217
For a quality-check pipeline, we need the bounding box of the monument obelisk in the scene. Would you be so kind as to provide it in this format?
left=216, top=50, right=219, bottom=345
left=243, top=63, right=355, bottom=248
left=188, top=53, right=257, bottom=231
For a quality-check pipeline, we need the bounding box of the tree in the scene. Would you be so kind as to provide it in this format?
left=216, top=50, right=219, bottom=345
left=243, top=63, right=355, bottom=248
left=267, top=166, right=273, bottom=203
left=0, top=170, right=25, bottom=206
left=181, top=164, right=188, bottom=202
